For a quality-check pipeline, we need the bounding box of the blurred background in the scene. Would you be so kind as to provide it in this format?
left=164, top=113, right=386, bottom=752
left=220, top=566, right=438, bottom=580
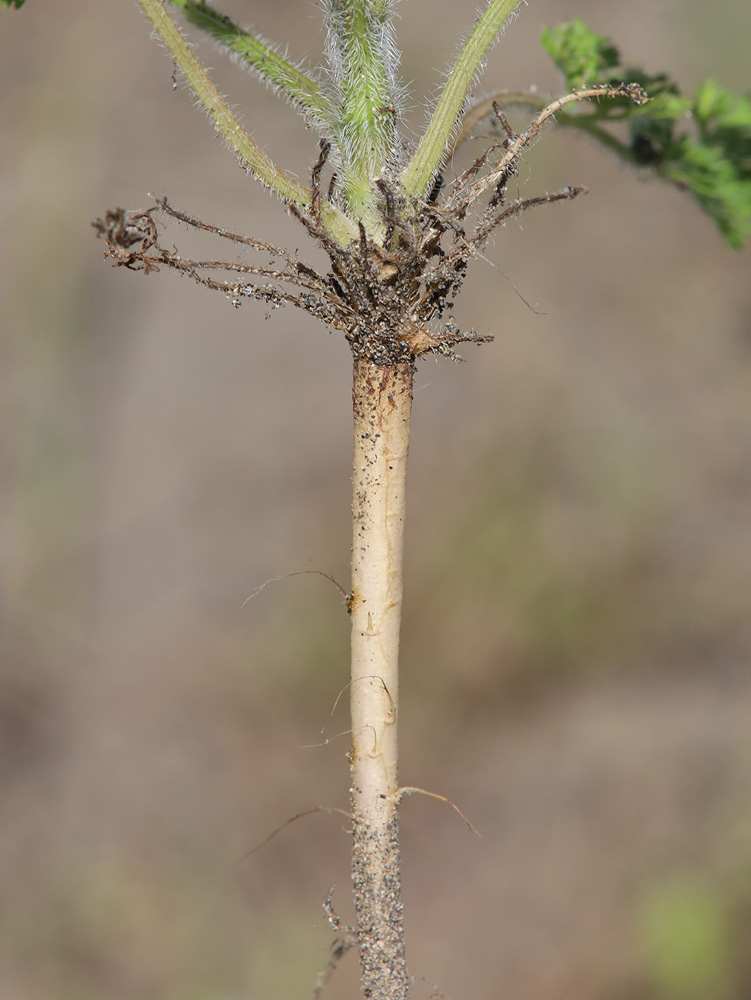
left=1, top=1, right=750, bottom=998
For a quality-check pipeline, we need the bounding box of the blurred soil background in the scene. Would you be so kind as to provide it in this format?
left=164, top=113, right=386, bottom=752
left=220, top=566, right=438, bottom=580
left=1, top=1, right=751, bottom=999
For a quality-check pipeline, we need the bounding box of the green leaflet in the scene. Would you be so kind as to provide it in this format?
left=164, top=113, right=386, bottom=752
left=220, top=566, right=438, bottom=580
left=540, top=20, right=619, bottom=92
left=540, top=20, right=751, bottom=248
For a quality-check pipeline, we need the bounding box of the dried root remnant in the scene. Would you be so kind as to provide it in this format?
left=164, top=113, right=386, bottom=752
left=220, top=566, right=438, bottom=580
left=95, top=83, right=648, bottom=367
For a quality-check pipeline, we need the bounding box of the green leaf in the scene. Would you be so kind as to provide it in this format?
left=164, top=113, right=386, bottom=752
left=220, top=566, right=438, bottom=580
left=540, top=20, right=751, bottom=248
left=692, top=79, right=751, bottom=159
left=1, top=0, right=26, bottom=8
left=666, top=138, right=751, bottom=248
left=540, top=20, right=619, bottom=91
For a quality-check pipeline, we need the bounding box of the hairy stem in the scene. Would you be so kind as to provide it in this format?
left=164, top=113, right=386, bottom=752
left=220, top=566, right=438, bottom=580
left=168, top=0, right=338, bottom=128
left=350, top=357, right=413, bottom=1000
left=137, top=0, right=357, bottom=246
left=400, top=0, right=521, bottom=202
left=325, top=0, right=401, bottom=225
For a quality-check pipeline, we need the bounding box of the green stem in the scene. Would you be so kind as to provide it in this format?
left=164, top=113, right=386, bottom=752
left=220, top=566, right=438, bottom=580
left=137, top=0, right=357, bottom=246
left=326, top=0, right=401, bottom=224
left=167, top=0, right=338, bottom=129
left=400, top=0, right=521, bottom=202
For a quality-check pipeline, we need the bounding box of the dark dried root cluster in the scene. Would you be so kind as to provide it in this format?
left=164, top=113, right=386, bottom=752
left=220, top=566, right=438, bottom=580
left=280, top=130, right=587, bottom=365
left=91, top=174, right=567, bottom=366
left=92, top=201, right=348, bottom=329
left=94, top=83, right=647, bottom=366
